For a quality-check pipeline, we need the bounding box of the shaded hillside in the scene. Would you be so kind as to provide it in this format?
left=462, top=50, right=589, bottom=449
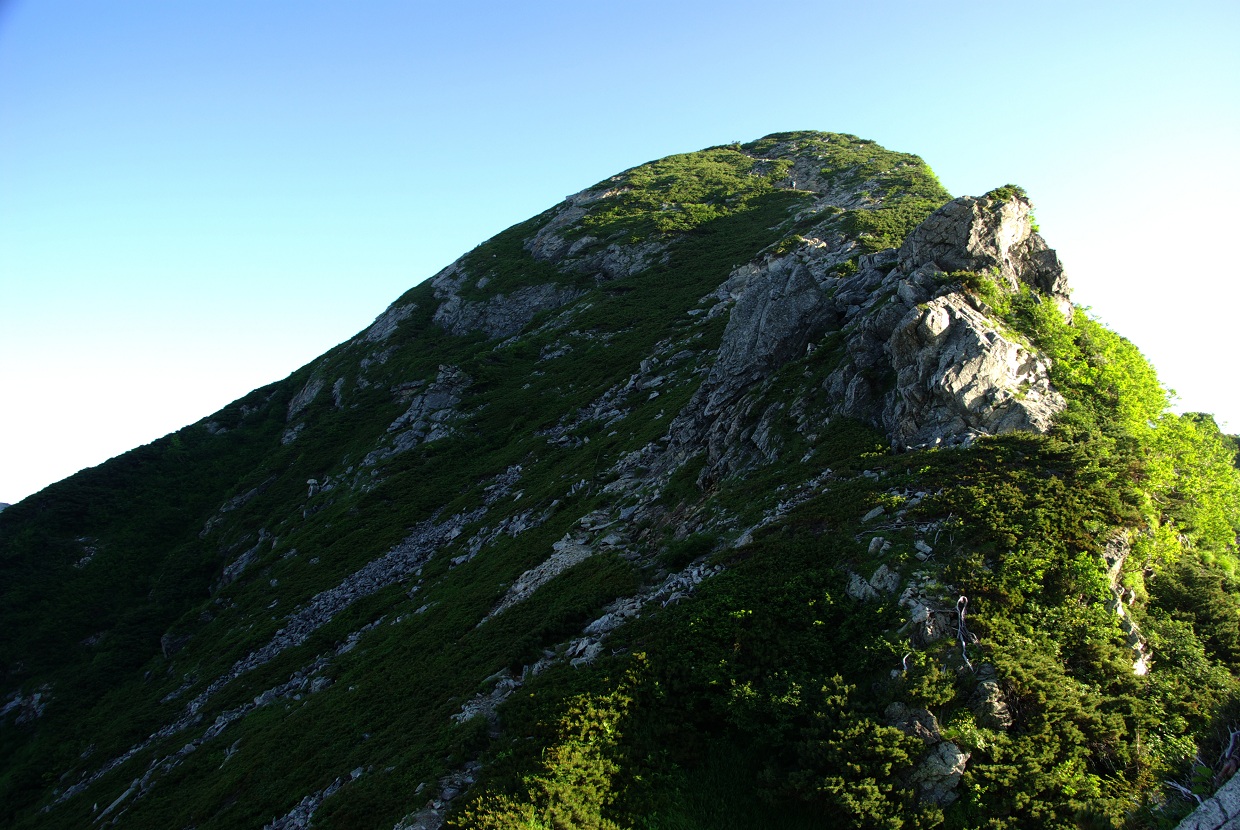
left=2, top=132, right=1239, bottom=830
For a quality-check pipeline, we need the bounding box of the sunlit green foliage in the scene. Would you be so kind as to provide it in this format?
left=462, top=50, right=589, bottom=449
left=451, top=660, right=644, bottom=830
left=573, top=131, right=951, bottom=257
left=579, top=148, right=792, bottom=238
left=1001, top=288, right=1240, bottom=569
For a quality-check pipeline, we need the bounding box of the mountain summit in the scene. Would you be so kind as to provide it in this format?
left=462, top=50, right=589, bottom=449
left=3, top=132, right=1239, bottom=829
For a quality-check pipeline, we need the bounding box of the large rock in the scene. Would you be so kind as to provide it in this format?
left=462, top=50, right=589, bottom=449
left=823, top=191, right=1069, bottom=449
left=911, top=741, right=970, bottom=805
left=524, top=187, right=669, bottom=280
left=884, top=294, right=1064, bottom=448
left=363, top=365, right=471, bottom=466
left=358, top=301, right=417, bottom=343
left=707, top=254, right=840, bottom=409
left=885, top=701, right=942, bottom=744
left=970, top=664, right=1013, bottom=730
left=847, top=565, right=902, bottom=601
left=1175, top=772, right=1240, bottom=830
left=667, top=188, right=1071, bottom=479
left=287, top=376, right=326, bottom=421
left=666, top=234, right=853, bottom=479
left=897, top=191, right=1071, bottom=317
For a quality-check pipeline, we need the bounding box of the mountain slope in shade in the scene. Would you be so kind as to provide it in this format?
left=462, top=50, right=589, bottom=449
left=2, top=132, right=1239, bottom=830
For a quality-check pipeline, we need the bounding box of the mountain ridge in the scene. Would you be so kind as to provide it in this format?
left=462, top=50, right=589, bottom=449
left=2, top=131, right=1239, bottom=830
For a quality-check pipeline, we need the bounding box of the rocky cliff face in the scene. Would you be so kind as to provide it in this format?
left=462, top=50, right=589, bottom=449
left=2, top=132, right=1235, bottom=830
left=668, top=186, right=1068, bottom=488
left=831, top=191, right=1068, bottom=449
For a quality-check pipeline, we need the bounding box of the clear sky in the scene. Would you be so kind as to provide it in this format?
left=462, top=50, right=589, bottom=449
left=1, top=0, right=1237, bottom=505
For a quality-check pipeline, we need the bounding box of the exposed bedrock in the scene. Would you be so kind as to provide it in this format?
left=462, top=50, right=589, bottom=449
left=672, top=189, right=1069, bottom=478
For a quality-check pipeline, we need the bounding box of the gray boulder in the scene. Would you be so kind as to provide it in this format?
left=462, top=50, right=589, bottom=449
left=1175, top=772, right=1240, bottom=830
left=970, top=664, right=1014, bottom=730
left=897, top=191, right=1071, bottom=317
left=884, top=294, right=1064, bottom=448
left=846, top=571, right=879, bottom=602
left=885, top=701, right=942, bottom=745
left=911, top=741, right=970, bottom=806
left=824, top=190, right=1069, bottom=449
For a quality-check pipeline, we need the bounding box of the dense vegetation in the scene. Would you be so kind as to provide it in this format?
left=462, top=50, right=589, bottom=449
left=447, top=377, right=1240, bottom=827
left=448, top=262, right=1240, bottom=828
left=2, top=132, right=1237, bottom=830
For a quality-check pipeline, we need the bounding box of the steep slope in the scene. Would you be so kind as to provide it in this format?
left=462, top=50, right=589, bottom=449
left=2, top=132, right=1239, bottom=830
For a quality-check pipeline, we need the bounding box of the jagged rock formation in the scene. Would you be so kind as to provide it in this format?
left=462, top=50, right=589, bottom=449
left=668, top=186, right=1068, bottom=488
left=361, top=302, right=417, bottom=343
left=2, top=131, right=1236, bottom=830
left=803, top=193, right=1063, bottom=448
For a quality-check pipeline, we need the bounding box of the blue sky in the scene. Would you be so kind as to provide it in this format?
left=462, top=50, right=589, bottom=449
left=1, top=0, right=1237, bottom=504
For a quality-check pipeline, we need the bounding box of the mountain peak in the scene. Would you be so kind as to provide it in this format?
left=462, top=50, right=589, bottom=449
left=3, top=132, right=1238, bottom=830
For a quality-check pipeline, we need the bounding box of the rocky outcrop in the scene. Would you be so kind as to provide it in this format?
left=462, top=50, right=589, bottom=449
left=886, top=701, right=942, bottom=744
left=287, top=376, right=325, bottom=421
left=160, top=631, right=191, bottom=659
left=666, top=189, right=1069, bottom=481
left=881, top=293, right=1064, bottom=448
left=822, top=192, right=1068, bottom=449
left=391, top=762, right=482, bottom=830
left=666, top=235, right=853, bottom=478
left=482, top=533, right=596, bottom=622
left=430, top=265, right=584, bottom=340
left=704, top=249, right=843, bottom=410
left=911, top=740, right=971, bottom=806
left=897, top=191, right=1071, bottom=317
left=524, top=188, right=668, bottom=281
left=1101, top=531, right=1152, bottom=675
left=264, top=767, right=364, bottom=830
left=200, top=476, right=277, bottom=538
left=970, top=663, right=1013, bottom=730
left=1, top=686, right=50, bottom=725
left=847, top=564, right=901, bottom=601
left=883, top=701, right=969, bottom=805
left=220, top=528, right=272, bottom=587
left=359, top=301, right=417, bottom=343
left=897, top=573, right=960, bottom=648
left=435, top=282, right=585, bottom=340
left=363, top=365, right=470, bottom=466
left=517, top=148, right=1067, bottom=477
